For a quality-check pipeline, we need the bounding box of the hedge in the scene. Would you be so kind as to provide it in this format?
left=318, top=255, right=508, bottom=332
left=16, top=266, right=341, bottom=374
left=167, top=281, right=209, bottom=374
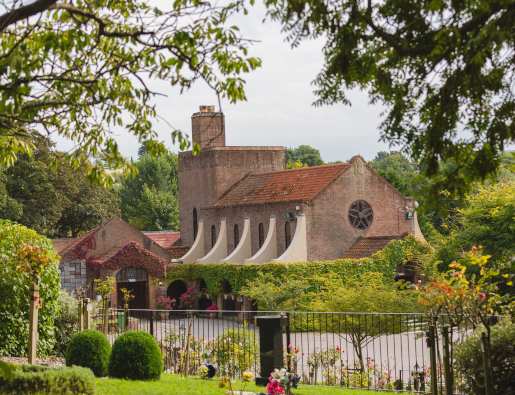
left=165, top=235, right=430, bottom=296
left=0, top=364, right=95, bottom=395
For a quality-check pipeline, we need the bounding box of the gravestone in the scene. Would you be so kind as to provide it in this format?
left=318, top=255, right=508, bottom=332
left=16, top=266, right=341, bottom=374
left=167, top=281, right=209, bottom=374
left=255, top=315, right=288, bottom=386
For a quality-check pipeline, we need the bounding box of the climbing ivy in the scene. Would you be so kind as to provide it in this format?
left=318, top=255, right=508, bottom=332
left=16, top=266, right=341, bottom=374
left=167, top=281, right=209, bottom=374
left=165, top=235, right=430, bottom=296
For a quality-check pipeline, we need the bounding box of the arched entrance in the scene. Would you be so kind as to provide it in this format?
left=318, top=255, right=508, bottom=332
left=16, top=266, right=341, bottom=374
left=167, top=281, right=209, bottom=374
left=116, top=267, right=148, bottom=310
left=198, top=278, right=212, bottom=311
left=221, top=279, right=236, bottom=311
left=167, top=280, right=188, bottom=310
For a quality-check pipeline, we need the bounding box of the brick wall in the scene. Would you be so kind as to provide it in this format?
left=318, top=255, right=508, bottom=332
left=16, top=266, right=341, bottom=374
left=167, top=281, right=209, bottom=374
left=192, top=111, right=226, bottom=149
left=306, top=160, right=416, bottom=261
left=178, top=147, right=286, bottom=246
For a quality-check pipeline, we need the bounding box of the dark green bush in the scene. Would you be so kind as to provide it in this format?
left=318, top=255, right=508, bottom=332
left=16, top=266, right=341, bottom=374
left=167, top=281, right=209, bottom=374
left=0, top=364, right=94, bottom=395
left=109, top=330, right=162, bottom=380
left=454, top=320, right=515, bottom=395
left=65, top=329, right=111, bottom=377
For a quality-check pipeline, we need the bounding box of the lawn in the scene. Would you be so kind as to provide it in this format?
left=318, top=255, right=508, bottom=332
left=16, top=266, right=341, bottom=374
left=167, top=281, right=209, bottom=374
left=95, top=373, right=387, bottom=395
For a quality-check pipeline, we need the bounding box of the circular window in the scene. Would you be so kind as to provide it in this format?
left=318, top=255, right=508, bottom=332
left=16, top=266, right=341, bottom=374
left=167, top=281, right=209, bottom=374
left=349, top=200, right=373, bottom=229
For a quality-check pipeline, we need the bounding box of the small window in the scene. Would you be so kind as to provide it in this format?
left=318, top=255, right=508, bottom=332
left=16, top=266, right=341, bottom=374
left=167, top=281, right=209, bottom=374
left=211, top=225, right=217, bottom=248
left=258, top=223, right=264, bottom=249
left=193, top=208, right=198, bottom=240
left=285, top=222, right=291, bottom=249
left=234, top=224, right=240, bottom=247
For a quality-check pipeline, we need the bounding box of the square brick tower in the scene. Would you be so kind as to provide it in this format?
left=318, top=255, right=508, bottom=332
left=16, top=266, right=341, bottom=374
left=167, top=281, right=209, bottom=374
left=178, top=106, right=286, bottom=245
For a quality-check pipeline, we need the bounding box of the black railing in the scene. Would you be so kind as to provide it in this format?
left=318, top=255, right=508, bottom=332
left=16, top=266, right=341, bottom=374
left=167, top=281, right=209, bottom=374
left=90, top=309, right=484, bottom=394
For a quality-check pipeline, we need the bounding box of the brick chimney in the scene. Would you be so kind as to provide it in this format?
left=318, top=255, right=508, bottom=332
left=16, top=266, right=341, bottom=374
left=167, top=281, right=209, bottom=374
left=192, top=105, right=225, bottom=149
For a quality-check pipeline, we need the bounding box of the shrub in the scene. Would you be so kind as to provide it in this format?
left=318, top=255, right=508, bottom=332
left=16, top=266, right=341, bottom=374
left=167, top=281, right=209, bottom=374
left=207, top=323, right=259, bottom=377
left=51, top=290, right=80, bottom=357
left=0, top=364, right=94, bottom=395
left=454, top=320, right=515, bottom=395
left=0, top=220, right=61, bottom=356
left=65, top=330, right=111, bottom=377
left=108, top=331, right=162, bottom=380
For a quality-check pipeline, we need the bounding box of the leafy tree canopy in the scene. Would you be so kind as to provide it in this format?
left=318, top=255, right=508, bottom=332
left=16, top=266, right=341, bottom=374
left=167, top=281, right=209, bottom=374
left=118, top=149, right=179, bottom=231
left=0, top=133, right=119, bottom=237
left=266, top=0, right=515, bottom=204
left=285, top=145, right=324, bottom=167
left=0, top=0, right=260, bottom=187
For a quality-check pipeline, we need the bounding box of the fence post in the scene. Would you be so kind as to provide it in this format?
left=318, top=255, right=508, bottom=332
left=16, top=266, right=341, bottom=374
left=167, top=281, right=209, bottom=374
left=78, top=298, right=84, bottom=332
left=84, top=298, right=91, bottom=330
left=124, top=303, right=128, bottom=333
left=426, top=325, right=438, bottom=395
left=481, top=332, right=492, bottom=395
left=286, top=313, right=291, bottom=370
left=28, top=283, right=39, bottom=364
left=103, top=299, right=109, bottom=336
left=150, top=311, right=154, bottom=336
left=442, top=327, right=453, bottom=395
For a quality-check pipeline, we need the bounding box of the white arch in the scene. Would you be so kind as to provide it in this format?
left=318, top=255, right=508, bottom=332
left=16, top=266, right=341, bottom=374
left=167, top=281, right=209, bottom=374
left=220, top=217, right=251, bottom=264
left=244, top=216, right=277, bottom=264
left=181, top=220, right=205, bottom=263
left=273, top=214, right=307, bottom=263
left=198, top=219, right=227, bottom=264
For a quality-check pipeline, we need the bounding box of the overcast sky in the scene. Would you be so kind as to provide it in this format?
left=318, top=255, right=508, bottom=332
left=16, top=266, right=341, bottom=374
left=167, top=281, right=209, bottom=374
left=53, top=2, right=392, bottom=163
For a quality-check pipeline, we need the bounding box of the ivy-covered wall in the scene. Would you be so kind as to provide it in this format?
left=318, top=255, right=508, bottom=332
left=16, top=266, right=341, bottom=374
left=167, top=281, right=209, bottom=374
left=165, top=235, right=430, bottom=296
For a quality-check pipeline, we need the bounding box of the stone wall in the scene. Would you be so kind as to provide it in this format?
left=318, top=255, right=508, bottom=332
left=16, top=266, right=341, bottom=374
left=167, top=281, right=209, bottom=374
left=59, top=259, right=87, bottom=294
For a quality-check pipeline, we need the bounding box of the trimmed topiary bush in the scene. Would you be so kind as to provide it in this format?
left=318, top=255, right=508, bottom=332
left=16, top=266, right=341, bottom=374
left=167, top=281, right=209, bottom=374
left=454, top=320, right=515, bottom=395
left=108, top=330, right=162, bottom=380
left=65, top=329, right=111, bottom=377
left=0, top=364, right=94, bottom=395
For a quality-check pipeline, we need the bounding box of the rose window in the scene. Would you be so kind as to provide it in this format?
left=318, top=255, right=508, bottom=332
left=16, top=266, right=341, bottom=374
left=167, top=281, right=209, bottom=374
left=348, top=200, right=373, bottom=229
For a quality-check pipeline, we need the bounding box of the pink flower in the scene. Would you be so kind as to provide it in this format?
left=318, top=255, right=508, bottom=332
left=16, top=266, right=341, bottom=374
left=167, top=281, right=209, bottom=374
left=479, top=245, right=483, bottom=249
left=471, top=246, right=477, bottom=251
left=453, top=271, right=460, bottom=278
left=288, top=344, right=293, bottom=349
left=239, top=343, right=243, bottom=347
left=479, top=293, right=486, bottom=301
left=223, top=340, right=227, bottom=344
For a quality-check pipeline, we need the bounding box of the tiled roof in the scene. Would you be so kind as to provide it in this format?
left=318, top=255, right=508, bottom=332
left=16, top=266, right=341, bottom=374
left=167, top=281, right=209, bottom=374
left=51, top=238, right=76, bottom=254
left=168, top=246, right=191, bottom=260
left=212, top=163, right=349, bottom=207
left=143, top=231, right=181, bottom=249
left=343, top=232, right=409, bottom=259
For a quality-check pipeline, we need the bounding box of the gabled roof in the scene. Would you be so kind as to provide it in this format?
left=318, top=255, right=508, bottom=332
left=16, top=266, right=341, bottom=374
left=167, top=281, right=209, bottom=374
left=58, top=226, right=100, bottom=259
left=211, top=163, right=350, bottom=207
left=343, top=232, right=409, bottom=259
left=143, top=231, right=181, bottom=249
left=51, top=238, right=77, bottom=254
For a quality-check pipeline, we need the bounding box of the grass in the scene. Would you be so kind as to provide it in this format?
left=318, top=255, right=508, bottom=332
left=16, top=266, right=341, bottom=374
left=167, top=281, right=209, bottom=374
left=95, top=373, right=388, bottom=395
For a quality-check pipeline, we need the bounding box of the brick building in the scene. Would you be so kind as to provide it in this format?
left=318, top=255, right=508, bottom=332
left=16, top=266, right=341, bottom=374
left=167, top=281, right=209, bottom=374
left=177, top=106, right=426, bottom=265
left=53, top=216, right=173, bottom=309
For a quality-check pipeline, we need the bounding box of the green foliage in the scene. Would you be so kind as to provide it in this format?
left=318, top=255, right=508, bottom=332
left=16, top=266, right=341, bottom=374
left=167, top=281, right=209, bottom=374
left=167, top=235, right=430, bottom=298
left=119, top=153, right=179, bottom=231
left=51, top=291, right=80, bottom=358
left=240, top=273, right=310, bottom=311
left=285, top=145, right=324, bottom=168
left=0, top=364, right=95, bottom=395
left=108, top=331, right=162, bottom=381
left=65, top=330, right=111, bottom=377
left=0, top=220, right=60, bottom=356
left=266, top=0, right=515, bottom=203
left=301, top=272, right=420, bottom=371
left=209, top=324, right=259, bottom=376
left=0, top=0, right=260, bottom=186
left=454, top=320, right=515, bottom=395
left=0, top=134, right=119, bottom=237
